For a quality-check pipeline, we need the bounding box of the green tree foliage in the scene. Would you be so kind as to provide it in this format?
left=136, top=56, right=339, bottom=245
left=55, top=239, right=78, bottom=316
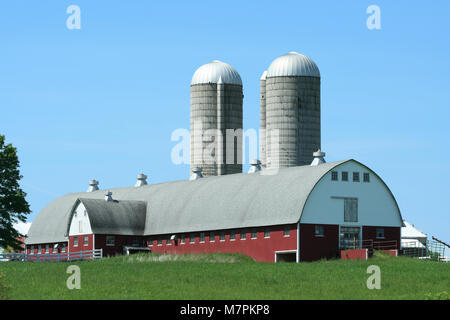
left=0, top=135, right=30, bottom=251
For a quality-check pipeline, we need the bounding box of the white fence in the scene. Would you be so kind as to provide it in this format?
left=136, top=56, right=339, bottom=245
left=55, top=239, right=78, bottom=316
left=0, top=249, right=103, bottom=262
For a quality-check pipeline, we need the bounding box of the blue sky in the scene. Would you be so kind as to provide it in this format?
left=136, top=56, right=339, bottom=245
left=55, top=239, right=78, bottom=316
left=1, top=1, right=449, bottom=243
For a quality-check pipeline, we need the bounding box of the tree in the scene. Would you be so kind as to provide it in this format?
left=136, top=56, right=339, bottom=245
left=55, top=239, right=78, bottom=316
left=0, top=135, right=30, bottom=251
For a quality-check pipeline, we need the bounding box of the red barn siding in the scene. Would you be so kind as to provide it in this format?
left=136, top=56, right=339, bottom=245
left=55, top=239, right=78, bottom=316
left=362, top=226, right=400, bottom=250
left=148, top=225, right=297, bottom=262
left=94, top=235, right=146, bottom=256
left=69, top=234, right=94, bottom=253
left=299, top=223, right=339, bottom=262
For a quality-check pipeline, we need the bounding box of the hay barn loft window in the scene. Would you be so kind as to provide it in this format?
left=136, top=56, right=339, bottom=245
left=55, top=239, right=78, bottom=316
left=331, top=171, right=338, bottom=181
left=240, top=230, right=246, bottom=240
left=344, top=198, right=358, bottom=222
left=209, top=232, right=215, bottom=242
left=353, top=172, right=360, bottom=182
left=376, top=228, right=385, bottom=239
left=284, top=226, right=290, bottom=237
left=106, top=236, right=115, bottom=246
left=342, top=171, right=348, bottom=181
left=315, top=225, right=324, bottom=237
left=363, top=172, right=370, bottom=183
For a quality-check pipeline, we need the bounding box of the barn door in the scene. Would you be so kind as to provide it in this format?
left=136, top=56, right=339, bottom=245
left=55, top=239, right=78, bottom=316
left=340, top=226, right=361, bottom=249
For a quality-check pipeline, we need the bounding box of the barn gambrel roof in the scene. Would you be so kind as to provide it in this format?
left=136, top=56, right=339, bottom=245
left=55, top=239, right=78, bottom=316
left=26, top=160, right=391, bottom=245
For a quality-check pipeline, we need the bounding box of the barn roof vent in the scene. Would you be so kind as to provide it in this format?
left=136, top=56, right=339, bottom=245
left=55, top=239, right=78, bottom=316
left=310, top=149, right=326, bottom=166
left=190, top=167, right=203, bottom=180
left=105, top=191, right=114, bottom=202
left=135, top=173, right=148, bottom=187
left=248, top=159, right=262, bottom=173
left=87, top=180, right=99, bottom=192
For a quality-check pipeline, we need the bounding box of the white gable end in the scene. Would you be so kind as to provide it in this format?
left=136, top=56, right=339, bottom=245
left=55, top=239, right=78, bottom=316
left=69, top=201, right=93, bottom=236
left=300, top=160, right=402, bottom=227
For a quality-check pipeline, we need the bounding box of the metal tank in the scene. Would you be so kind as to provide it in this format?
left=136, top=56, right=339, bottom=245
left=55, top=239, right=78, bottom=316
left=190, top=60, right=243, bottom=177
left=261, top=52, right=321, bottom=168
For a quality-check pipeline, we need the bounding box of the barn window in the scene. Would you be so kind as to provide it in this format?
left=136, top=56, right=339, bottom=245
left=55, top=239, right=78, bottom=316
left=315, top=225, right=324, bottom=237
left=331, top=171, right=338, bottom=181
left=45, top=244, right=49, bottom=253
left=62, top=244, right=66, bottom=252
left=157, top=238, right=162, bottom=246
left=230, top=231, right=235, bottom=241
left=251, top=229, right=257, bottom=239
left=73, top=237, right=78, bottom=247
left=200, top=232, right=205, bottom=243
left=284, top=226, right=290, bottom=237
left=344, top=198, right=358, bottom=222
left=166, top=236, right=171, bottom=246
left=149, top=238, right=154, bottom=246
left=180, top=235, right=185, bottom=244
left=190, top=234, right=196, bottom=244
left=84, top=236, right=89, bottom=246
left=342, top=171, right=348, bottom=181
left=106, top=236, right=115, bottom=246
left=376, top=228, right=385, bottom=239
left=353, top=172, right=360, bottom=182
left=209, top=232, right=215, bottom=242
left=220, top=231, right=225, bottom=241
left=240, top=230, right=246, bottom=240
left=264, top=228, right=270, bottom=238
left=363, top=173, right=370, bottom=183
left=38, top=244, right=42, bottom=253
left=79, top=221, right=83, bottom=233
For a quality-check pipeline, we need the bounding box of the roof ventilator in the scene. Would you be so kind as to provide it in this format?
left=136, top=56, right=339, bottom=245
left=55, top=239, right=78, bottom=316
left=310, top=149, right=326, bottom=166
left=87, top=180, right=99, bottom=192
left=190, top=167, right=203, bottom=180
left=248, top=159, right=262, bottom=173
left=135, top=173, right=148, bottom=187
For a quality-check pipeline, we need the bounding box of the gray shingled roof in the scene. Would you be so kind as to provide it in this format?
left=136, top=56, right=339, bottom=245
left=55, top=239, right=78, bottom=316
left=26, top=161, right=347, bottom=244
left=78, top=198, right=146, bottom=235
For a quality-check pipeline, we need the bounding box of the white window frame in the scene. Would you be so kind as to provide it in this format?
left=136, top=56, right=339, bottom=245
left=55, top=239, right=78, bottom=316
left=209, top=232, right=215, bottom=243
left=84, top=236, right=89, bottom=246
left=376, top=228, right=385, bottom=239
left=264, top=228, right=270, bottom=238
left=240, top=230, right=246, bottom=240
left=251, top=229, right=257, bottom=239
left=73, top=237, right=78, bottom=247
left=230, top=231, right=235, bottom=241
left=200, top=232, right=205, bottom=243
left=220, top=231, right=225, bottom=242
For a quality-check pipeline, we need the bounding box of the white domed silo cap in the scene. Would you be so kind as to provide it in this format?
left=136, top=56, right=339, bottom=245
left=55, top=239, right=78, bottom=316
left=191, top=60, right=242, bottom=85
left=266, top=52, right=320, bottom=78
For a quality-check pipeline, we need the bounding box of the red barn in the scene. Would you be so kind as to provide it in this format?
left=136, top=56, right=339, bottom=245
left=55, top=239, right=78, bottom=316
left=25, top=159, right=403, bottom=262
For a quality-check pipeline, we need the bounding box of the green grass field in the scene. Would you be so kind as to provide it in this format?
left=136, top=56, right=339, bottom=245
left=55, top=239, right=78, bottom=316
left=0, top=252, right=448, bottom=300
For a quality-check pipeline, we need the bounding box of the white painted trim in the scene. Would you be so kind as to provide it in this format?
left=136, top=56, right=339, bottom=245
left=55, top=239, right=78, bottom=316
left=274, top=250, right=297, bottom=263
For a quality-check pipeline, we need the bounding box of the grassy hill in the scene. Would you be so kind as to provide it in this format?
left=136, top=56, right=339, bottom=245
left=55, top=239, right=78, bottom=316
left=0, top=252, right=448, bottom=300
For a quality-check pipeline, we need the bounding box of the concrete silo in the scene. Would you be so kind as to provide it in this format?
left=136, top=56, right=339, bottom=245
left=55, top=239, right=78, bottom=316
left=190, top=60, right=243, bottom=177
left=261, top=52, right=321, bottom=168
